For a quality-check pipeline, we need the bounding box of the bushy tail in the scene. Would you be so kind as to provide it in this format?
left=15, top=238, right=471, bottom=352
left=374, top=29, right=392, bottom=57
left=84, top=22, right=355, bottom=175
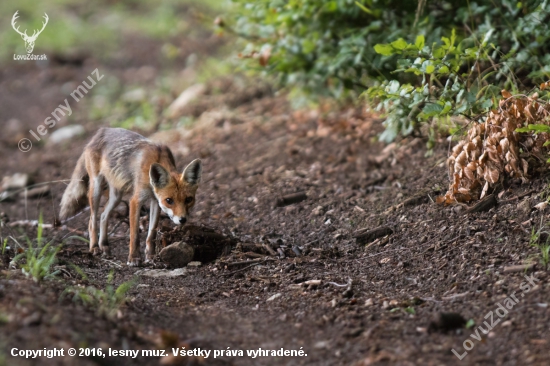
left=60, top=154, right=89, bottom=220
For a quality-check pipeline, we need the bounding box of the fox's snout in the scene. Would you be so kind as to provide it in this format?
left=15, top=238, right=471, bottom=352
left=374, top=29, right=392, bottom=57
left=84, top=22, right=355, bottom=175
left=172, top=216, right=187, bottom=225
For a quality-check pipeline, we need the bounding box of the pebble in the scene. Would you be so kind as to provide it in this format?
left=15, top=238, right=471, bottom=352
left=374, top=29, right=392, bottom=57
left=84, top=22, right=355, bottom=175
left=1, top=173, right=29, bottom=191
left=48, top=125, right=85, bottom=145
left=135, top=268, right=187, bottom=278
left=266, top=293, right=281, bottom=302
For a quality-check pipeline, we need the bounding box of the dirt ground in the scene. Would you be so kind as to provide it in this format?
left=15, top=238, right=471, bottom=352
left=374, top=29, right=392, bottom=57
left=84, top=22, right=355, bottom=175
left=1, top=8, right=550, bottom=366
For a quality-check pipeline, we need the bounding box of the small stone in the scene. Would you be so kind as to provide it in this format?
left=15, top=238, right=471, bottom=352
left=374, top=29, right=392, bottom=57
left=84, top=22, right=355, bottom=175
left=382, top=300, right=389, bottom=309
left=345, top=327, right=364, bottom=338
left=19, top=185, right=50, bottom=199
left=266, top=293, right=281, bottom=302
left=135, top=268, right=187, bottom=278
left=166, top=84, right=206, bottom=119
left=517, top=198, right=533, bottom=214
left=389, top=299, right=399, bottom=306
left=48, top=125, right=85, bottom=145
left=453, top=205, right=463, bottom=213
left=187, top=261, right=202, bottom=268
left=365, top=298, right=374, bottom=307
left=1, top=173, right=29, bottom=191
left=22, top=312, right=41, bottom=326
left=121, top=88, right=146, bottom=103
left=311, top=206, right=324, bottom=216
left=159, top=241, right=194, bottom=268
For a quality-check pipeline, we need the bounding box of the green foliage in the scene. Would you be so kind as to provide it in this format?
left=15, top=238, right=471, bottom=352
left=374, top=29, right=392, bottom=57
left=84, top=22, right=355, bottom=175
left=232, top=0, right=550, bottom=140
left=62, top=270, right=136, bottom=319
left=11, top=215, right=61, bottom=282
left=529, top=220, right=550, bottom=270
left=367, top=29, right=503, bottom=141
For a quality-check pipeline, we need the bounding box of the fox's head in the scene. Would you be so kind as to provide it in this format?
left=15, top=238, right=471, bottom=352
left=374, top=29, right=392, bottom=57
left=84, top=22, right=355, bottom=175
left=149, top=159, right=202, bottom=225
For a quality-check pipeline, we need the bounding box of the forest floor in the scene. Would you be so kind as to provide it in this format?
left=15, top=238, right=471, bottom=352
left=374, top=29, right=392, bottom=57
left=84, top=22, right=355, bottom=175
left=0, top=4, right=549, bottom=366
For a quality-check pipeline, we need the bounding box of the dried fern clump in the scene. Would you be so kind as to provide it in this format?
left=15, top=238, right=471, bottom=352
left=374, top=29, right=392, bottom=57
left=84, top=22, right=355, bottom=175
left=439, top=89, right=550, bottom=205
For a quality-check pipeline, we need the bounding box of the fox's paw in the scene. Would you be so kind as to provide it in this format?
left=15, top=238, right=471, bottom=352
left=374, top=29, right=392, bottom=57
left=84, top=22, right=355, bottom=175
left=90, top=247, right=101, bottom=256
left=101, top=246, right=111, bottom=258
left=127, top=256, right=142, bottom=267
left=145, top=253, right=156, bottom=264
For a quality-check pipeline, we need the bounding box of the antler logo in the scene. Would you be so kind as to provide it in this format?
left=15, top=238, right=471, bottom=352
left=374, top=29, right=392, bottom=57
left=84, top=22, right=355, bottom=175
left=11, top=11, right=49, bottom=54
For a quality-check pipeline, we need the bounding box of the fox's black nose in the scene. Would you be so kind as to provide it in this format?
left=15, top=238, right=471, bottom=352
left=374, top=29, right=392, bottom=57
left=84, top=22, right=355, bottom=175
left=179, top=217, right=187, bottom=225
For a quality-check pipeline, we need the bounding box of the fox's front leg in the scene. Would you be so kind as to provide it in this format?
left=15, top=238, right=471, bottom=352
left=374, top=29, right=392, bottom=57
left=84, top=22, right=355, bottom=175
left=145, top=199, right=160, bottom=263
left=127, top=195, right=143, bottom=266
left=88, top=176, right=104, bottom=255
left=98, top=186, right=122, bottom=257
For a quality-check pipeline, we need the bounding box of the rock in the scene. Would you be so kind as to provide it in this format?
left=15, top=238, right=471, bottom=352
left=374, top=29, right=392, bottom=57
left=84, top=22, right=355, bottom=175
left=166, top=84, right=206, bottom=119
left=187, top=261, right=202, bottom=267
left=517, top=197, right=533, bottom=215
left=1, top=173, right=29, bottom=191
left=22, top=311, right=42, bottom=326
left=354, top=226, right=393, bottom=245
left=534, top=202, right=548, bottom=211
left=266, top=293, right=282, bottom=302
left=311, top=205, right=324, bottom=216
left=5, top=118, right=25, bottom=138
left=135, top=268, right=187, bottom=278
left=121, top=88, right=146, bottom=103
left=48, top=125, right=85, bottom=145
left=365, top=298, right=374, bottom=306
left=159, top=241, right=194, bottom=268
left=19, top=185, right=50, bottom=199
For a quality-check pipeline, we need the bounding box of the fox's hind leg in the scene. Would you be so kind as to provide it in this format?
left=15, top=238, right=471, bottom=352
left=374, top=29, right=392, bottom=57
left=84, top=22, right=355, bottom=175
left=88, top=175, right=104, bottom=255
left=145, top=199, right=160, bottom=263
left=127, top=195, right=144, bottom=266
left=98, top=185, right=122, bottom=257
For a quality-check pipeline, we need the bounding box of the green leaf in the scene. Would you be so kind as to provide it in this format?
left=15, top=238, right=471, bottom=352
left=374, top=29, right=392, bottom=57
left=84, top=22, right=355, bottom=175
left=516, top=124, right=550, bottom=133
left=415, top=35, right=425, bottom=50
left=465, top=319, right=475, bottom=329
left=391, top=38, right=408, bottom=50
left=438, top=65, right=450, bottom=74
left=441, top=101, right=452, bottom=114
left=374, top=43, right=394, bottom=56
left=422, top=103, right=444, bottom=117
left=354, top=1, right=373, bottom=14
left=386, top=80, right=400, bottom=94
left=425, top=64, right=435, bottom=74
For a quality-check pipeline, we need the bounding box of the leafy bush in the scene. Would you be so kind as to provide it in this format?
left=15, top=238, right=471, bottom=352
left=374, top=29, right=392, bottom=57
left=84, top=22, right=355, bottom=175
left=231, top=0, right=550, bottom=140
left=11, top=215, right=61, bottom=282
left=62, top=270, right=136, bottom=319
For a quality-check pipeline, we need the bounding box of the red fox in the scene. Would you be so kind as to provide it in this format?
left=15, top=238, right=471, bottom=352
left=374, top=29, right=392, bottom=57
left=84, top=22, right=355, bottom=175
left=60, top=127, right=202, bottom=266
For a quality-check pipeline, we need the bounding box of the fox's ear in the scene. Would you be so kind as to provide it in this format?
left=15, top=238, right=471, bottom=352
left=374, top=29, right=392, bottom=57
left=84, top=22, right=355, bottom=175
left=182, top=159, right=202, bottom=185
left=150, top=163, right=170, bottom=189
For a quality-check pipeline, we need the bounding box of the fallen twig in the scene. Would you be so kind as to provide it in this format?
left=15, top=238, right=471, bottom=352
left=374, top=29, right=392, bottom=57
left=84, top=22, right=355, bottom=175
left=503, top=263, right=535, bottom=273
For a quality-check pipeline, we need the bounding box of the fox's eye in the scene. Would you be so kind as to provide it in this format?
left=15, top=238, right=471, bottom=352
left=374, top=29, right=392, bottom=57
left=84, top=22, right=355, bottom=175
left=185, top=197, right=194, bottom=204
left=165, top=198, right=174, bottom=205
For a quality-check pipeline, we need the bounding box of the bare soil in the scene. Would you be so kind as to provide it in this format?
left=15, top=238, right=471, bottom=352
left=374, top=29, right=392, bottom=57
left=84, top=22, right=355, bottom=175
left=1, top=10, right=549, bottom=366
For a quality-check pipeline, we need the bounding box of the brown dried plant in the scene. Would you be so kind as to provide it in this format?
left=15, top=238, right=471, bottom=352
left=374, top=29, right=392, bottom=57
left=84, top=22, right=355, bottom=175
left=438, top=86, right=550, bottom=205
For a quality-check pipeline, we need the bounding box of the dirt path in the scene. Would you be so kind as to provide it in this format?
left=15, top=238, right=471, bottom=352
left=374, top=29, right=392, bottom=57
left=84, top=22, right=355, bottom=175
left=1, top=10, right=549, bottom=366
